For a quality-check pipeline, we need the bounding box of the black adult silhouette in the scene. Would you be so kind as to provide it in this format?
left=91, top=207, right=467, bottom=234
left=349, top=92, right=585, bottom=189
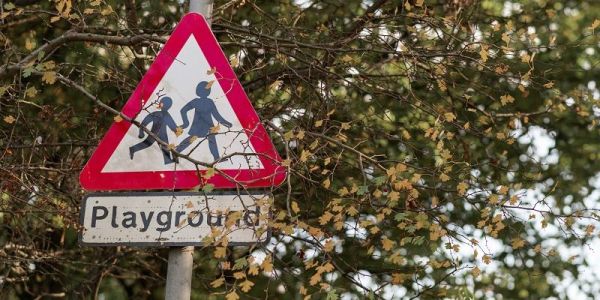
left=176, top=81, right=232, bottom=161
left=129, top=97, right=177, bottom=164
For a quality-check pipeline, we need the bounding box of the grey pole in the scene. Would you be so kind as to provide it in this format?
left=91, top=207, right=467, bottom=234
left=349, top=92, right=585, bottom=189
left=165, top=246, right=194, bottom=300
left=165, top=2, right=213, bottom=299
left=189, top=0, right=214, bottom=25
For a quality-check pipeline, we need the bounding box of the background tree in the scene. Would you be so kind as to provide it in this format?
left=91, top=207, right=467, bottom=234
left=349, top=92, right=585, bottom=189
left=1, top=0, right=599, bottom=299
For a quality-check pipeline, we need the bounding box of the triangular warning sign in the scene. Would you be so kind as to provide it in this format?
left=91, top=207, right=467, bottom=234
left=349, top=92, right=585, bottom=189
left=80, top=13, right=286, bottom=191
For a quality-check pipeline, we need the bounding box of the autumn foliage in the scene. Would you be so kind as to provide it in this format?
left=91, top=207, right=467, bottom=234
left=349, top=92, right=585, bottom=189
left=1, top=0, right=599, bottom=299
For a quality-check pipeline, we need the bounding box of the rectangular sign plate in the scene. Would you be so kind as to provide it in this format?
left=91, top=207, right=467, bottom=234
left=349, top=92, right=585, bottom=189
left=79, top=192, right=271, bottom=246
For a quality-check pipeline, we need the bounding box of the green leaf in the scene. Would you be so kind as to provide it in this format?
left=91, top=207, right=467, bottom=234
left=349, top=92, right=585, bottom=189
left=23, top=67, right=34, bottom=78
left=233, top=258, right=248, bottom=270
left=373, top=176, right=387, bottom=186
left=4, top=3, right=15, bottom=10
left=356, top=185, right=369, bottom=196
left=326, top=289, right=338, bottom=300
left=394, top=212, right=406, bottom=221
left=202, top=183, right=215, bottom=193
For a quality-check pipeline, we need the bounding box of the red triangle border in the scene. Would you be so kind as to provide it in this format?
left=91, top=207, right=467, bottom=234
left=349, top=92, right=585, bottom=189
left=79, top=13, right=286, bottom=191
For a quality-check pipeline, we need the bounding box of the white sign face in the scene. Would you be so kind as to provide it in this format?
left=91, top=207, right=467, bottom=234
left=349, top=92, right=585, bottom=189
left=80, top=192, right=271, bottom=246
left=101, top=35, right=263, bottom=173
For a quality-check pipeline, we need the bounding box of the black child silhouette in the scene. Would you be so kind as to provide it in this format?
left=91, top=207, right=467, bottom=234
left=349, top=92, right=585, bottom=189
left=129, top=97, right=177, bottom=164
left=176, top=81, right=232, bottom=161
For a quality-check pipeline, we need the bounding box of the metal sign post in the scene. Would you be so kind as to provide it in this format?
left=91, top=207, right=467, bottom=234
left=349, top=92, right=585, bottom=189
left=165, top=3, right=213, bottom=299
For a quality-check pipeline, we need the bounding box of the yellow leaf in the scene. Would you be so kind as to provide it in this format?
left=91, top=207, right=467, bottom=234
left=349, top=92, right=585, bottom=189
left=479, top=47, right=488, bottom=62
left=100, top=6, right=113, bottom=16
left=482, top=255, right=492, bottom=264
left=299, top=150, right=310, bottom=162
left=319, top=211, right=333, bottom=225
left=175, top=126, right=183, bottom=137
left=210, top=277, right=225, bottom=288
left=340, top=122, right=351, bottom=130
left=489, top=194, right=499, bottom=205
left=314, top=119, right=323, bottom=127
left=3, top=115, right=16, bottom=124
left=457, top=182, right=468, bottom=196
left=167, top=143, right=175, bottom=150
left=283, top=130, right=294, bottom=141
left=321, top=262, right=334, bottom=273
left=341, top=55, right=353, bottom=63
left=381, top=237, right=395, bottom=251
left=439, top=173, right=450, bottom=182
left=491, top=21, right=501, bottom=31
left=291, top=201, right=300, bottom=214
left=214, top=247, right=227, bottom=258
left=42, top=71, right=57, bottom=84
left=113, top=115, right=123, bottom=122
left=25, top=39, right=35, bottom=51
left=444, top=112, right=456, bottom=122
left=322, top=178, right=331, bottom=189
left=415, top=0, right=424, bottom=7
left=233, top=271, right=245, bottom=280
left=25, top=86, right=37, bottom=98
left=346, top=206, right=358, bottom=216
left=50, top=16, right=61, bottom=23
left=499, top=185, right=509, bottom=195
left=472, top=266, right=481, bottom=277
left=230, top=56, right=240, bottom=68
left=225, top=291, right=239, bottom=300
left=248, top=264, right=259, bottom=276
left=261, top=256, right=273, bottom=273
left=501, top=32, right=511, bottom=45
left=543, top=82, right=554, bottom=89
left=500, top=94, right=515, bottom=106
left=585, top=224, right=595, bottom=235
left=386, top=166, right=396, bottom=178
left=205, top=80, right=215, bottom=89
left=511, top=238, right=525, bottom=249
left=388, top=191, right=400, bottom=202
left=300, top=286, right=308, bottom=296
left=505, top=20, right=514, bottom=31
left=520, top=52, right=531, bottom=63
left=323, top=240, right=334, bottom=252
left=309, top=273, right=321, bottom=286
left=239, top=280, right=254, bottom=293
left=269, top=80, right=283, bottom=92
left=83, top=8, right=94, bottom=14
left=591, top=19, right=600, bottom=30
left=296, top=130, right=305, bottom=140
left=210, top=124, right=221, bottom=134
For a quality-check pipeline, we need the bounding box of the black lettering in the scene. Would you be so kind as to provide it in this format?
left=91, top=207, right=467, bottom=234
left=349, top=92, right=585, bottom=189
left=122, top=211, right=137, bottom=228
left=175, top=211, right=186, bottom=227
left=140, top=211, right=154, bottom=232
left=111, top=206, right=118, bottom=228
left=243, top=206, right=261, bottom=226
left=156, top=211, right=172, bottom=232
left=91, top=206, right=108, bottom=227
left=187, top=211, right=203, bottom=227
left=207, top=212, right=223, bottom=226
